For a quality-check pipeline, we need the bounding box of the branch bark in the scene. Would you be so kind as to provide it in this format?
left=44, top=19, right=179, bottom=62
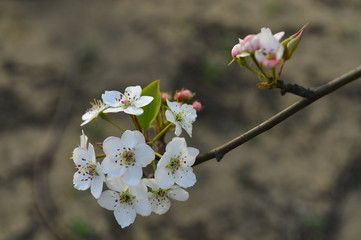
left=195, top=65, right=361, bottom=166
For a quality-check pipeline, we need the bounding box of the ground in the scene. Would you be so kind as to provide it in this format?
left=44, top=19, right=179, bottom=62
left=1, top=1, right=361, bottom=240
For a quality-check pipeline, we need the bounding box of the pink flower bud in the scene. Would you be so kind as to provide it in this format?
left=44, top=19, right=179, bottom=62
left=231, top=43, right=242, bottom=58
left=161, top=92, right=171, bottom=102
left=192, top=101, right=203, bottom=112
left=174, top=89, right=193, bottom=102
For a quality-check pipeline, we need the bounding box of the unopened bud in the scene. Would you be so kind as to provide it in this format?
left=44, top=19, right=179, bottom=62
left=161, top=92, right=171, bottom=102
left=192, top=101, right=203, bottom=112
left=282, top=23, right=308, bottom=61
left=174, top=89, right=194, bottom=102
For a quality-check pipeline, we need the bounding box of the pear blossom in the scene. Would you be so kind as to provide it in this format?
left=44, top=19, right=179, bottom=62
left=165, top=100, right=197, bottom=137
left=81, top=99, right=108, bottom=126
left=102, top=86, right=153, bottom=115
left=192, top=101, right=203, bottom=113
left=72, top=131, right=105, bottom=198
left=155, top=137, right=199, bottom=189
left=254, top=28, right=285, bottom=68
left=101, top=130, right=155, bottom=185
left=98, top=177, right=151, bottom=228
left=143, top=178, right=189, bottom=215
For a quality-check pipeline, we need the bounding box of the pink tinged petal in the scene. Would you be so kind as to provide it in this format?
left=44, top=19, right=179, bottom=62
left=97, top=190, right=120, bottom=211
left=133, top=198, right=152, bottom=216
left=103, top=107, right=124, bottom=113
left=135, top=96, right=154, bottom=108
left=90, top=176, right=104, bottom=199
left=231, top=43, right=242, bottom=58
left=73, top=171, right=91, bottom=190
left=168, top=188, right=189, bottom=201
left=114, top=203, right=137, bottom=228
left=101, top=156, right=126, bottom=178
left=106, top=177, right=128, bottom=192
left=142, top=178, right=159, bottom=191
left=165, top=110, right=175, bottom=124
left=102, top=90, right=123, bottom=107
left=102, top=136, right=123, bottom=156
left=134, top=144, right=155, bottom=167
left=124, top=106, right=143, bottom=115
left=149, top=195, right=171, bottom=215
left=122, top=165, right=142, bottom=186
left=263, top=59, right=281, bottom=68
left=154, top=166, right=174, bottom=189
left=274, top=31, right=285, bottom=41
left=174, top=167, right=196, bottom=188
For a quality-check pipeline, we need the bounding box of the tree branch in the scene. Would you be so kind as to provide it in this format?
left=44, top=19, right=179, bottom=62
left=195, top=65, right=361, bottom=166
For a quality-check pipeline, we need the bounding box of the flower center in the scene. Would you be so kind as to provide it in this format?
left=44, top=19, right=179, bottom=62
left=119, top=189, right=135, bottom=204
left=77, top=163, right=98, bottom=181
left=175, top=113, right=184, bottom=122
left=166, top=157, right=181, bottom=172
left=121, top=150, right=136, bottom=165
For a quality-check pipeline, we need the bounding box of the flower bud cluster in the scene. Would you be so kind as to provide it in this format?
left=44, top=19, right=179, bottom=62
left=230, top=25, right=307, bottom=88
left=72, top=84, right=200, bottom=228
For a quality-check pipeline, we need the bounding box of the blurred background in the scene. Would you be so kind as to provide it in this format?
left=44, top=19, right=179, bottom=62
left=1, top=0, right=361, bottom=239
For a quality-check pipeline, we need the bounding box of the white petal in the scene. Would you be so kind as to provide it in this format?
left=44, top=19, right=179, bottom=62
left=157, top=152, right=171, bottom=167
left=90, top=176, right=104, bottom=199
left=149, top=194, right=171, bottom=215
left=132, top=130, right=147, bottom=144
left=102, top=90, right=123, bottom=107
left=101, top=156, right=125, bottom=178
left=114, top=204, right=137, bottom=228
left=122, top=165, right=142, bottom=186
left=166, top=137, right=186, bottom=152
left=80, top=131, right=88, bottom=148
left=167, top=187, right=189, bottom=201
left=129, top=181, right=148, bottom=199
left=72, top=147, right=90, bottom=166
left=102, top=136, right=123, bottom=156
left=174, top=167, right=196, bottom=188
left=142, top=178, right=159, bottom=190
left=120, top=130, right=137, bottom=148
left=183, top=147, right=199, bottom=167
left=97, top=190, right=119, bottom=211
left=181, top=121, right=192, bottom=137
left=274, top=31, right=285, bottom=41
left=103, top=107, right=124, bottom=113
left=154, top=166, right=174, bottom=189
left=87, top=143, right=96, bottom=164
left=125, top=86, right=142, bottom=98
left=133, top=198, right=152, bottom=216
left=134, top=144, right=155, bottom=167
left=174, top=123, right=182, bottom=136
left=165, top=110, right=175, bottom=124
left=105, top=177, right=127, bottom=192
left=73, top=171, right=91, bottom=190
left=135, top=96, right=153, bottom=108
left=124, top=106, right=143, bottom=115
left=168, top=187, right=189, bottom=201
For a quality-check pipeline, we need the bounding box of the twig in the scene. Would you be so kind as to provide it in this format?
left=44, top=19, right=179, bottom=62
left=195, top=65, right=361, bottom=166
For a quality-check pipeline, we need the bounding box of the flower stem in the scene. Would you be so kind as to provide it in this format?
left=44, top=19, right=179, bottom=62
left=148, top=123, right=172, bottom=145
left=100, top=113, right=126, bottom=132
left=251, top=54, right=270, bottom=81
left=131, top=115, right=142, bottom=132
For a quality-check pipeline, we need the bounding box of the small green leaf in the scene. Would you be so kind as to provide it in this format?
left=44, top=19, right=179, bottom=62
left=138, top=80, right=161, bottom=131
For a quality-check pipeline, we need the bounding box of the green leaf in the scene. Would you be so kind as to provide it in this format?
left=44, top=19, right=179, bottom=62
left=138, top=80, right=161, bottom=131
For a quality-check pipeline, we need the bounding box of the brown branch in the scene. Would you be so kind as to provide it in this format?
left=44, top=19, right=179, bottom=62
left=195, top=65, right=361, bottom=166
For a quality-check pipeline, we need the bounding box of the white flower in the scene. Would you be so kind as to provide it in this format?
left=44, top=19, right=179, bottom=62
left=254, top=28, right=284, bottom=68
left=143, top=178, right=189, bottom=215
left=97, top=177, right=151, bottom=228
left=72, top=131, right=105, bottom=198
left=101, top=130, right=155, bottom=185
left=102, top=86, right=153, bottom=115
left=165, top=100, right=197, bottom=137
left=81, top=99, right=108, bottom=126
left=154, top=137, right=199, bottom=189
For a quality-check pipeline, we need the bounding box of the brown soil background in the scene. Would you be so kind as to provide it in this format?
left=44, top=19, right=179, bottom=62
left=1, top=1, right=361, bottom=240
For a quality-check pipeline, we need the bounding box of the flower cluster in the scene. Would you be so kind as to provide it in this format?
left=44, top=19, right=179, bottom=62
left=72, top=84, right=201, bottom=228
left=230, top=25, right=307, bottom=89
